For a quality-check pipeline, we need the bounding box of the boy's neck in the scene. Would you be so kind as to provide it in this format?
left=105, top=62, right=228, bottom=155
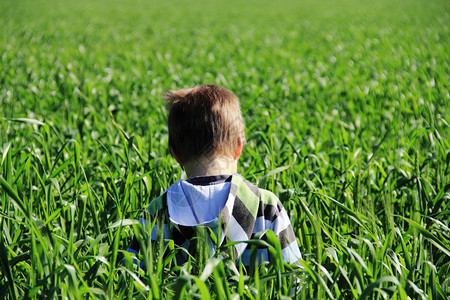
left=183, top=155, right=238, bottom=178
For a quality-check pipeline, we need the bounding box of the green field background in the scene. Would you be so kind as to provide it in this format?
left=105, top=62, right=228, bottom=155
left=1, top=0, right=449, bottom=298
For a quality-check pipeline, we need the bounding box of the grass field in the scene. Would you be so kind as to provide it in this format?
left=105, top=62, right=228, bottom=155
left=1, top=0, right=449, bottom=298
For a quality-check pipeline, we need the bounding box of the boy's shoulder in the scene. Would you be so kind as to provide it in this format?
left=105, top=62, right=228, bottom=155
left=257, top=188, right=280, bottom=206
left=146, top=193, right=166, bottom=217
left=232, top=174, right=281, bottom=207
left=145, top=174, right=282, bottom=215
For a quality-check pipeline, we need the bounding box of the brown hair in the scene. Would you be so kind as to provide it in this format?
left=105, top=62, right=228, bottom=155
left=164, top=84, right=245, bottom=163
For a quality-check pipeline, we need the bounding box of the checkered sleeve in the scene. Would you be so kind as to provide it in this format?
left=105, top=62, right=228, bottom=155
left=240, top=187, right=301, bottom=265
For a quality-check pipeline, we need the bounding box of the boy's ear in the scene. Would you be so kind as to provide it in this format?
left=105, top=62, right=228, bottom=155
left=234, top=137, right=243, bottom=160
left=170, top=146, right=184, bottom=166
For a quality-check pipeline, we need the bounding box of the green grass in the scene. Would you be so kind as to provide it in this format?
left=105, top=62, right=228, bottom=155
left=1, top=0, right=449, bottom=298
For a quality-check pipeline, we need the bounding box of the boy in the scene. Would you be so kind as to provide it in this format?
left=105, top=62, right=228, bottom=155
left=127, top=84, right=301, bottom=266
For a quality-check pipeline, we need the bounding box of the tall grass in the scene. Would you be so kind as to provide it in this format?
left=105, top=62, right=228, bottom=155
left=1, top=0, right=449, bottom=298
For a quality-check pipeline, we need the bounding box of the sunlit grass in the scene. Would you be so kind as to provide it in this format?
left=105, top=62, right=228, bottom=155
left=1, top=0, right=449, bottom=298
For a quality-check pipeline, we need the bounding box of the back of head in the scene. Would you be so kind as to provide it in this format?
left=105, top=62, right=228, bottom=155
left=164, top=84, right=245, bottom=164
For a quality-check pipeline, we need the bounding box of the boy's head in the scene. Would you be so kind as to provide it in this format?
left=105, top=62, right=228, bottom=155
left=164, top=84, right=245, bottom=165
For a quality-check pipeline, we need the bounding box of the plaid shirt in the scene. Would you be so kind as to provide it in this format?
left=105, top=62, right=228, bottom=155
left=127, top=174, right=301, bottom=266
